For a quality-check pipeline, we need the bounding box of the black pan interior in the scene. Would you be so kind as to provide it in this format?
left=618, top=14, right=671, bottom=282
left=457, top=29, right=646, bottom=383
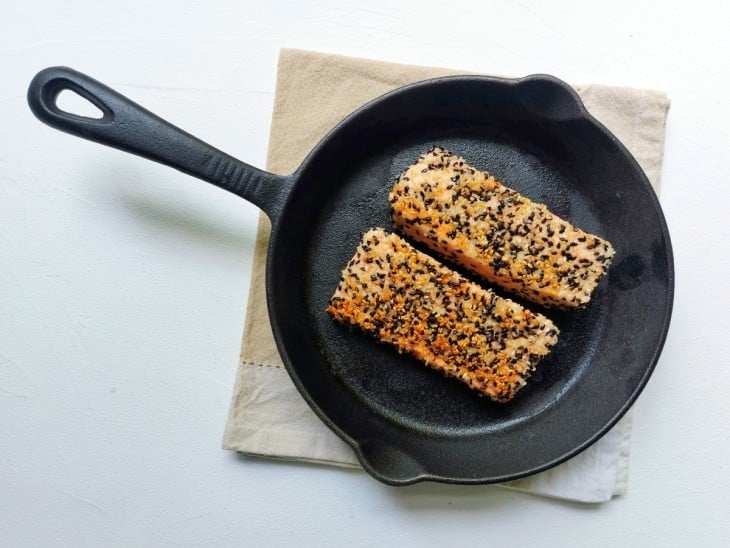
left=267, top=77, right=672, bottom=484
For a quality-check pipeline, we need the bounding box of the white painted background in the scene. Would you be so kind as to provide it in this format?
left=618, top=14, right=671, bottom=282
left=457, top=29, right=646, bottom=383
left=2, top=1, right=728, bottom=546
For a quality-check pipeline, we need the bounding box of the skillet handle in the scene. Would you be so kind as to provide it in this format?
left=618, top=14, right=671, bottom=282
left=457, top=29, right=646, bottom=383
left=27, top=66, right=290, bottom=223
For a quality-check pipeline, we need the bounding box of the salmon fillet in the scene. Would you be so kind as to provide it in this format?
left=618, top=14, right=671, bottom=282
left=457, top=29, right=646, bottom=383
left=327, top=228, right=559, bottom=403
left=389, top=147, right=615, bottom=308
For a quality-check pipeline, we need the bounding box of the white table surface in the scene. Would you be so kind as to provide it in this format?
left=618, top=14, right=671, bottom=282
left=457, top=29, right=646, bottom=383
left=3, top=1, right=729, bottom=546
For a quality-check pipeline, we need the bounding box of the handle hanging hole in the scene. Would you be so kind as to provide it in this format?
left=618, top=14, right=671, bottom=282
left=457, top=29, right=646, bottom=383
left=56, top=88, right=105, bottom=119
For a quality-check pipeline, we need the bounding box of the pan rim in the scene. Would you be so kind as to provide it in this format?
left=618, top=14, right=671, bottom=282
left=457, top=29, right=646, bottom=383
left=264, top=73, right=675, bottom=485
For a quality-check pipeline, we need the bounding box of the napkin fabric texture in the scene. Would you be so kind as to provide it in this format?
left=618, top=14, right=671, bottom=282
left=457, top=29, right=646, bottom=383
left=223, top=49, right=670, bottom=503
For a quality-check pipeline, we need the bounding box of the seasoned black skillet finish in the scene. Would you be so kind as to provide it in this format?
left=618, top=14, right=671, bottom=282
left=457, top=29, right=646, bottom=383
left=28, top=67, right=673, bottom=485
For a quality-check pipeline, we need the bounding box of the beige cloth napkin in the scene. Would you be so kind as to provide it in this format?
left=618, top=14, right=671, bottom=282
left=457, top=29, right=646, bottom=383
left=223, top=49, right=670, bottom=503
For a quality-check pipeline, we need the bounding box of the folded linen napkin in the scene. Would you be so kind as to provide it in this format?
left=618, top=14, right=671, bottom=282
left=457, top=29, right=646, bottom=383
left=223, top=48, right=669, bottom=503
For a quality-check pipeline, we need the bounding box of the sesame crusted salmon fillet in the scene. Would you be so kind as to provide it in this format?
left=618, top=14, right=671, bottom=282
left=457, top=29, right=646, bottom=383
left=327, top=228, right=559, bottom=403
left=390, top=147, right=615, bottom=309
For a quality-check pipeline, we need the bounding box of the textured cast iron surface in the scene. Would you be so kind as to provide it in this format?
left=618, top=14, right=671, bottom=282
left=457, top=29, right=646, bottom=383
left=268, top=76, right=673, bottom=484
left=28, top=69, right=673, bottom=486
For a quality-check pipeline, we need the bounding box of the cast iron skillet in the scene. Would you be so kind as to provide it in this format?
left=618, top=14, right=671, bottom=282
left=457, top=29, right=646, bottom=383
left=28, top=67, right=673, bottom=485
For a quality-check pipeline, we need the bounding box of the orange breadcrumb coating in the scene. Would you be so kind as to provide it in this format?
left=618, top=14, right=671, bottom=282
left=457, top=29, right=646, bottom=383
left=390, top=147, right=615, bottom=308
left=327, top=228, right=559, bottom=403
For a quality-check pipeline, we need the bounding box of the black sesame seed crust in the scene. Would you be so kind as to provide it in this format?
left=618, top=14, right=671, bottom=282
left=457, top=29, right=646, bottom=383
left=389, top=147, right=616, bottom=309
left=327, top=228, right=559, bottom=403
